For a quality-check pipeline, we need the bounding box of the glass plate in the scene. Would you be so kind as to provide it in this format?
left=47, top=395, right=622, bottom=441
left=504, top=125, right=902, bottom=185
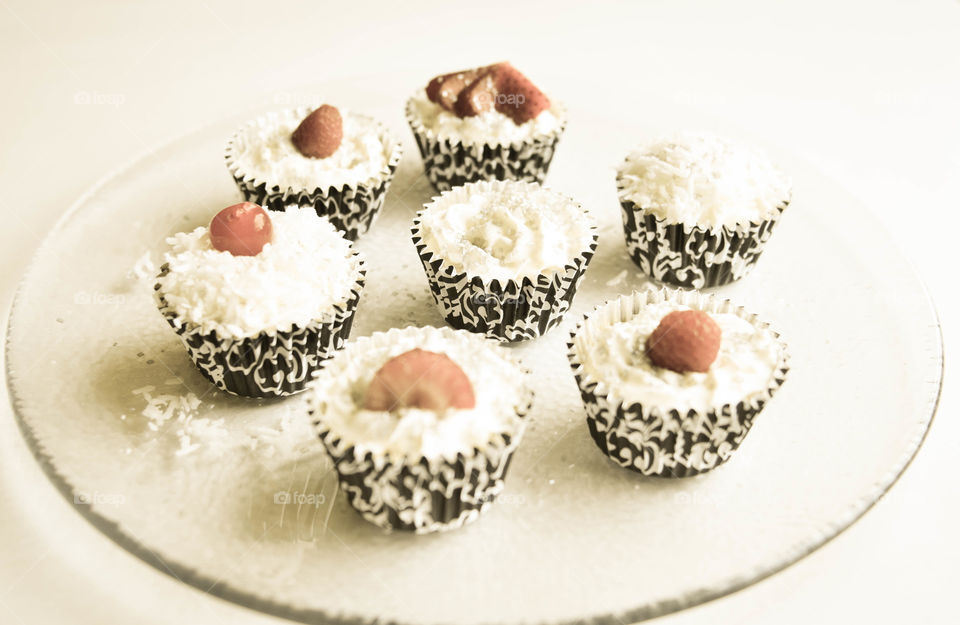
left=5, top=84, right=942, bottom=625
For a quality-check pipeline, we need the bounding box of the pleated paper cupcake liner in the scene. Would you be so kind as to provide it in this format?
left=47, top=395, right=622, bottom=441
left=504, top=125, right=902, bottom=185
left=617, top=174, right=789, bottom=289
left=307, top=326, right=534, bottom=533
left=411, top=182, right=598, bottom=343
left=154, top=260, right=365, bottom=398
left=315, top=428, right=527, bottom=533
left=225, top=107, right=403, bottom=241
left=568, top=288, right=790, bottom=477
left=405, top=97, right=567, bottom=193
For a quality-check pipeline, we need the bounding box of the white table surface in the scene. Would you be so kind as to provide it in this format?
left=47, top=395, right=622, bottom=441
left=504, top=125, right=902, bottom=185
left=1, top=1, right=957, bottom=623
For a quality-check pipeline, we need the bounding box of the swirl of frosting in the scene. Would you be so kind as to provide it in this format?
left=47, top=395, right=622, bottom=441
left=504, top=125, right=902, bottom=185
left=418, top=181, right=594, bottom=282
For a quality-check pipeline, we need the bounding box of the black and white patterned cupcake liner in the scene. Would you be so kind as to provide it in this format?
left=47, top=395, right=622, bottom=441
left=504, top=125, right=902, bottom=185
left=568, top=288, right=789, bottom=477
left=225, top=107, right=403, bottom=241
left=315, top=426, right=527, bottom=534
left=405, top=98, right=567, bottom=193
left=617, top=174, right=789, bottom=289
left=154, top=259, right=365, bottom=399
left=307, top=326, right=534, bottom=533
left=411, top=182, right=599, bottom=343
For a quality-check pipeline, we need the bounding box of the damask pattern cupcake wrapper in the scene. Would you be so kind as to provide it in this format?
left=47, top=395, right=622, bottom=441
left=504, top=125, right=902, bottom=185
left=568, top=288, right=789, bottom=477
left=410, top=194, right=598, bottom=343
left=311, top=421, right=530, bottom=534
left=405, top=99, right=566, bottom=193
left=154, top=261, right=365, bottom=399
left=618, top=175, right=789, bottom=289
left=225, top=108, right=403, bottom=241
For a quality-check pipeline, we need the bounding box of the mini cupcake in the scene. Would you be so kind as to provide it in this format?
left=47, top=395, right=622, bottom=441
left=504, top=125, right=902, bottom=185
left=568, top=288, right=789, bottom=477
left=412, top=180, right=598, bottom=342
left=616, top=132, right=791, bottom=289
left=155, top=203, right=365, bottom=398
left=307, top=326, right=533, bottom=533
left=406, top=62, right=567, bottom=192
left=225, top=105, right=403, bottom=240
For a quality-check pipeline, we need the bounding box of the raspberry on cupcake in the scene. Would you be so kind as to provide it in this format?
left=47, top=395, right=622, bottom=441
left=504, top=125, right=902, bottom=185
left=412, top=180, right=598, bottom=342
left=406, top=62, right=567, bottom=191
left=155, top=204, right=365, bottom=398
left=308, top=326, right=533, bottom=533
left=225, top=105, right=402, bottom=240
left=568, top=288, right=789, bottom=477
left=616, top=132, right=792, bottom=289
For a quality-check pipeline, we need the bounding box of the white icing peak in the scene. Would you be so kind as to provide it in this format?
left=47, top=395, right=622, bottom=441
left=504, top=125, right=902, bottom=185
left=309, top=326, right=528, bottom=462
left=617, top=132, right=791, bottom=228
left=417, top=180, right=595, bottom=282
left=227, top=107, right=394, bottom=191
left=407, top=91, right=564, bottom=145
left=158, top=207, right=361, bottom=340
left=575, top=299, right=783, bottom=413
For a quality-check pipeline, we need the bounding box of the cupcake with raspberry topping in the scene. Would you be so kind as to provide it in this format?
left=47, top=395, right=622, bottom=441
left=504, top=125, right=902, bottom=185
left=406, top=62, right=567, bottom=192
left=307, top=325, right=533, bottom=533
left=616, top=132, right=791, bottom=289
left=412, top=180, right=598, bottom=342
left=568, top=288, right=789, bottom=477
left=155, top=203, right=365, bottom=398
left=225, top=105, right=402, bottom=240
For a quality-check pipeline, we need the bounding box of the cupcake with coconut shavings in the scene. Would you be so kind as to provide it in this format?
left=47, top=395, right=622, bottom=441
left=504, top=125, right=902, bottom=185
left=616, top=132, right=792, bottom=289
left=568, top=287, right=789, bottom=477
left=155, top=203, right=364, bottom=398
left=226, top=105, right=402, bottom=240
left=308, top=325, right=533, bottom=533
left=406, top=62, right=566, bottom=192
left=412, top=179, right=598, bottom=342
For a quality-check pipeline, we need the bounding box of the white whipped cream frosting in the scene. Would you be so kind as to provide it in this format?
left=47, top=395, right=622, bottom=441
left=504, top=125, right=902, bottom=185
left=309, top=326, right=529, bottom=462
left=617, top=132, right=791, bottom=229
left=417, top=180, right=596, bottom=282
left=407, top=91, right=564, bottom=145
left=227, top=107, right=394, bottom=191
left=158, top=207, right=361, bottom=340
left=576, top=300, right=783, bottom=413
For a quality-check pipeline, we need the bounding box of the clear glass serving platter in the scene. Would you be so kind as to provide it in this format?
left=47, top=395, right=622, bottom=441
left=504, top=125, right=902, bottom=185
left=5, top=82, right=942, bottom=625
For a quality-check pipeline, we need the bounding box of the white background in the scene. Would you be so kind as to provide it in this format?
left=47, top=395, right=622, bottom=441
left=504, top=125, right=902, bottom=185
left=1, top=0, right=957, bottom=623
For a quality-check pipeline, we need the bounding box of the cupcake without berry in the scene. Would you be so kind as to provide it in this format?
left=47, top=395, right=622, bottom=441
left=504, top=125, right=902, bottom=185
left=307, top=326, right=533, bottom=533
left=155, top=203, right=365, bottom=398
left=406, top=62, right=567, bottom=192
left=412, top=180, right=598, bottom=342
left=568, top=288, right=789, bottom=477
left=225, top=105, right=402, bottom=240
left=616, top=132, right=792, bottom=289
